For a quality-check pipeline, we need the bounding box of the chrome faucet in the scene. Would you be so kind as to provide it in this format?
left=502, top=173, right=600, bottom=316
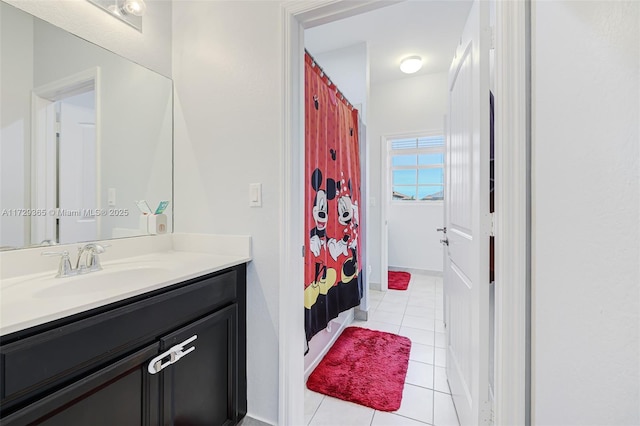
left=42, top=250, right=75, bottom=278
left=42, top=243, right=109, bottom=278
left=76, top=243, right=108, bottom=273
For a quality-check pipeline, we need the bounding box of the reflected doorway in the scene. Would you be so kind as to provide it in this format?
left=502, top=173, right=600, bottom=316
left=31, top=68, right=99, bottom=245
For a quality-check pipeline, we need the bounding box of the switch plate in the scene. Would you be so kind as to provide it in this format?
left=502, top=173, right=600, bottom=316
left=249, top=183, right=262, bottom=207
left=108, top=188, right=116, bottom=206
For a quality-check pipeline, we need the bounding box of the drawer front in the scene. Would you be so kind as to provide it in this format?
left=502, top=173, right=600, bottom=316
left=1, top=269, right=237, bottom=405
left=0, top=343, right=160, bottom=426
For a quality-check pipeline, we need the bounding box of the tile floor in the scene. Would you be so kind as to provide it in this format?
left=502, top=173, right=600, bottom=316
left=305, top=273, right=460, bottom=426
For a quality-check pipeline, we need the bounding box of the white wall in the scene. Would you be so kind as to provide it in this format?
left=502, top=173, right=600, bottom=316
left=172, top=1, right=283, bottom=423
left=308, top=43, right=369, bottom=124
left=369, top=72, right=448, bottom=278
left=532, top=2, right=640, bottom=424
left=4, top=0, right=172, bottom=77
left=0, top=4, right=33, bottom=248
left=388, top=203, right=444, bottom=272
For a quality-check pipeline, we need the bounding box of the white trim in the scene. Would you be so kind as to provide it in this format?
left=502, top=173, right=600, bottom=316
left=388, top=133, right=445, bottom=201
left=380, top=128, right=444, bottom=289
left=281, top=2, right=530, bottom=426
left=291, top=0, right=403, bottom=29
left=494, top=0, right=529, bottom=424
left=279, top=4, right=305, bottom=426
left=30, top=95, right=56, bottom=244
left=30, top=67, right=101, bottom=244
left=31, top=68, right=98, bottom=101
left=95, top=68, right=102, bottom=239
left=389, top=200, right=444, bottom=206
left=380, top=135, right=389, bottom=292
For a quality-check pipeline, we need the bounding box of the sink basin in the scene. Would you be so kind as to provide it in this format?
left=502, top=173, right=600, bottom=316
left=34, top=266, right=172, bottom=298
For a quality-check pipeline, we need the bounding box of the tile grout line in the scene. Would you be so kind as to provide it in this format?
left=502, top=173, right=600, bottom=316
left=310, top=276, right=454, bottom=426
left=390, top=411, right=433, bottom=425
left=307, top=394, right=325, bottom=426
left=407, top=276, right=432, bottom=426
left=432, top=372, right=436, bottom=425
left=368, top=409, right=375, bottom=426
left=430, top=286, right=437, bottom=426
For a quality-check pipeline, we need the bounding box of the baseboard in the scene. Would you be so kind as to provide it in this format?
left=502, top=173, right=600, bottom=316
left=303, top=309, right=354, bottom=381
left=370, top=281, right=382, bottom=291
left=354, top=307, right=368, bottom=321
left=388, top=266, right=443, bottom=277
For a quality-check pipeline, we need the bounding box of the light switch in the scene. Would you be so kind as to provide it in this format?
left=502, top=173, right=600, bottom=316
left=108, top=188, right=116, bottom=206
left=249, top=183, right=262, bottom=207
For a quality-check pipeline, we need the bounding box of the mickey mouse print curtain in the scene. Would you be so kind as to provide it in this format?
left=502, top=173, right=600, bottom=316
left=304, top=52, right=363, bottom=343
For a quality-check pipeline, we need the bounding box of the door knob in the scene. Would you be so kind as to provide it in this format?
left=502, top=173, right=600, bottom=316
left=440, top=238, right=449, bottom=246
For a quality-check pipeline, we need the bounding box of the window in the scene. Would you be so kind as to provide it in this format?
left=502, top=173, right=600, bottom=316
left=390, top=135, right=444, bottom=201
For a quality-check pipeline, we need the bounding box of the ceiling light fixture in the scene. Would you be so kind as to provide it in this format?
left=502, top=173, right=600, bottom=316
left=400, top=56, right=423, bottom=74
left=122, top=0, right=146, bottom=16
left=87, top=0, right=145, bottom=31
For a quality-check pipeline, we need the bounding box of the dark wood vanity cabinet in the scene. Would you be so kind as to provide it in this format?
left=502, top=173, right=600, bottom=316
left=161, top=305, right=237, bottom=425
left=0, top=264, right=247, bottom=426
left=1, top=343, right=161, bottom=426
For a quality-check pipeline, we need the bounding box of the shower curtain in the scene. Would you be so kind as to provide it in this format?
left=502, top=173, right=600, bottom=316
left=304, top=53, right=363, bottom=343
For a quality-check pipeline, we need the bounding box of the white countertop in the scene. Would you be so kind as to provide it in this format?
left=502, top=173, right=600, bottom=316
left=0, top=234, right=251, bottom=336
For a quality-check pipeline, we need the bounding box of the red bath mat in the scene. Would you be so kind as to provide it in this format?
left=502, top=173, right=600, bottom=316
left=306, top=326, right=412, bottom=411
left=388, top=271, right=411, bottom=290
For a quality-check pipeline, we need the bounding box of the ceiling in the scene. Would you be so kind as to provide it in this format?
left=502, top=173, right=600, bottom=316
left=304, top=0, right=473, bottom=84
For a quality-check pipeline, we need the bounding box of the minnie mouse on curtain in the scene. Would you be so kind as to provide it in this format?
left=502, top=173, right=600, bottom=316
left=304, top=53, right=363, bottom=344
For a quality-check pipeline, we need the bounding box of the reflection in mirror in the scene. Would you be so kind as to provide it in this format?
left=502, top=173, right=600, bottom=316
left=87, top=0, right=144, bottom=32
left=0, top=1, right=173, bottom=250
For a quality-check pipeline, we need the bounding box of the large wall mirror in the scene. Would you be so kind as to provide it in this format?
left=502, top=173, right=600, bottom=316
left=0, top=1, right=173, bottom=250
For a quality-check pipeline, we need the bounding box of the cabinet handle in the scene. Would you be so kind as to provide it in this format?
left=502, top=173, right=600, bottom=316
left=147, top=334, right=198, bottom=374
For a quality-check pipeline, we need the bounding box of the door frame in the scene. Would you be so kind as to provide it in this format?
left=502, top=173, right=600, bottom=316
left=493, top=1, right=531, bottom=423
left=280, top=1, right=530, bottom=425
left=380, top=129, right=445, bottom=285
left=31, top=67, right=102, bottom=245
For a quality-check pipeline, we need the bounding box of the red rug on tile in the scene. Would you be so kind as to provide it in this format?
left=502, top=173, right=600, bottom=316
left=388, top=271, right=411, bottom=290
left=306, top=326, right=412, bottom=411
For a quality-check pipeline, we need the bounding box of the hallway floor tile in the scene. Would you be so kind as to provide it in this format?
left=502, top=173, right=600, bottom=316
left=306, top=273, right=460, bottom=425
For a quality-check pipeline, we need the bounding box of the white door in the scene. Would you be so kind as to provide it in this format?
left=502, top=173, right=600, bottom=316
left=444, top=0, right=491, bottom=424
left=58, top=91, right=97, bottom=244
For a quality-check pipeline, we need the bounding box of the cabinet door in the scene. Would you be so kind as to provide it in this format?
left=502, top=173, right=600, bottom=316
left=161, top=305, right=238, bottom=426
left=1, top=343, right=160, bottom=426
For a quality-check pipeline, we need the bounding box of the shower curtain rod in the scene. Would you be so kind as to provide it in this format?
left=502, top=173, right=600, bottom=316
left=305, top=48, right=355, bottom=111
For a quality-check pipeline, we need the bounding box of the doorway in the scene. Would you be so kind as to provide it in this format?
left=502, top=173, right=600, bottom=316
left=31, top=68, right=100, bottom=246
left=56, top=90, right=97, bottom=244
left=381, top=132, right=447, bottom=284
left=281, top=2, right=530, bottom=425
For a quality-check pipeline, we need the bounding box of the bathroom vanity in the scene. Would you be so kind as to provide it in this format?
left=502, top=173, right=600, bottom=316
left=0, top=3, right=252, bottom=423
left=0, top=234, right=250, bottom=426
